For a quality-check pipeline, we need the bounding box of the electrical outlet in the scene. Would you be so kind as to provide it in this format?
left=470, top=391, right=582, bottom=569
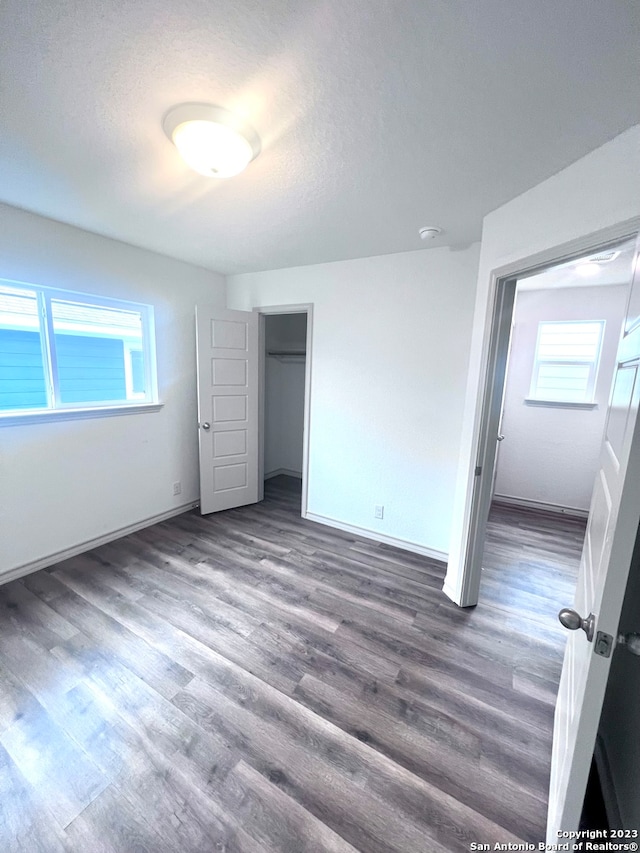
left=374, top=505, right=384, bottom=519
left=173, top=481, right=182, bottom=496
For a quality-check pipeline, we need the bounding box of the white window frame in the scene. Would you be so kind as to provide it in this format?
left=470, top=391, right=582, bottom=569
left=0, top=278, right=159, bottom=423
left=527, top=319, right=605, bottom=407
left=123, top=342, right=147, bottom=401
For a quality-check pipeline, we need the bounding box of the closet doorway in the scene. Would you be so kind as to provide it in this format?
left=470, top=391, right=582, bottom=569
left=258, top=305, right=312, bottom=516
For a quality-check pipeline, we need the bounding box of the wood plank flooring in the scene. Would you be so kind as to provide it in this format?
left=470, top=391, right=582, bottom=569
left=0, top=477, right=584, bottom=852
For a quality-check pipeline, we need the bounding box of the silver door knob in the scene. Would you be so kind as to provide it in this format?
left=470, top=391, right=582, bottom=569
left=558, top=608, right=595, bottom=642
left=200, top=422, right=210, bottom=430
left=497, top=434, right=505, bottom=441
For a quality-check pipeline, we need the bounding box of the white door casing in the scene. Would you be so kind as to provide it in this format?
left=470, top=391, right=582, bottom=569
left=547, top=235, right=640, bottom=839
left=449, top=278, right=517, bottom=606
left=196, top=306, right=259, bottom=514
left=256, top=304, right=313, bottom=518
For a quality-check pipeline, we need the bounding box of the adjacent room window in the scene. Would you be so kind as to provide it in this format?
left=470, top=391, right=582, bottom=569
left=0, top=281, right=157, bottom=414
left=529, top=320, right=605, bottom=404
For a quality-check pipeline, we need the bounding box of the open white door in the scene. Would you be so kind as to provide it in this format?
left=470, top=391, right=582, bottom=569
left=446, top=279, right=517, bottom=607
left=195, top=306, right=259, bottom=514
left=547, top=235, right=640, bottom=839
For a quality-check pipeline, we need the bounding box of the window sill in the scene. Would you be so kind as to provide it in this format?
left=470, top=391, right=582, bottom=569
left=0, top=402, right=164, bottom=426
left=524, top=398, right=598, bottom=410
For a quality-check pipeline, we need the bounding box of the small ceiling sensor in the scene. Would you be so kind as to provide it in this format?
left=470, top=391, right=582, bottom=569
left=419, top=226, right=442, bottom=240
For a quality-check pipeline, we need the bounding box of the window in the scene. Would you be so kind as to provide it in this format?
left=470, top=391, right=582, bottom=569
left=0, top=281, right=157, bottom=415
left=529, top=320, right=605, bottom=404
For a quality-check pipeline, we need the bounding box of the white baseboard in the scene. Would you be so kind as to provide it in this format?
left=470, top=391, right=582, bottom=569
left=305, top=511, right=447, bottom=563
left=5, top=498, right=445, bottom=591
left=594, top=735, right=623, bottom=828
left=492, top=493, right=589, bottom=519
left=442, top=580, right=462, bottom=606
left=265, top=468, right=302, bottom=480
left=0, top=501, right=198, bottom=587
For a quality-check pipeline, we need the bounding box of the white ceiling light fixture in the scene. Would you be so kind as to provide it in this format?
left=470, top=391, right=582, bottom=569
left=576, top=262, right=600, bottom=277
left=163, top=104, right=261, bottom=179
left=574, top=249, right=620, bottom=277
left=418, top=226, right=442, bottom=240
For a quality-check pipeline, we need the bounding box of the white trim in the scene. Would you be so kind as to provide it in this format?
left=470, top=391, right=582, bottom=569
left=0, top=402, right=164, bottom=427
left=442, top=580, right=459, bottom=602
left=42, top=290, right=61, bottom=407
left=123, top=342, right=146, bottom=401
left=257, top=312, right=266, bottom=502
left=594, top=735, right=623, bottom=830
left=265, top=467, right=302, bottom=480
left=255, top=303, right=313, bottom=518
left=306, top=511, right=448, bottom=563
left=492, top=493, right=589, bottom=519
left=37, top=289, right=55, bottom=407
left=0, top=501, right=198, bottom=587
left=524, top=398, right=598, bottom=410
left=446, top=275, right=518, bottom=607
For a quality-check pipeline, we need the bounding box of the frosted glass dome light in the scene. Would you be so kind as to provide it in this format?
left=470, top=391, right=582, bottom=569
left=576, top=262, right=600, bottom=277
left=163, top=104, right=261, bottom=179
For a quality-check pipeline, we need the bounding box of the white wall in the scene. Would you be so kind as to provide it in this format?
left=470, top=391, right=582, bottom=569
left=494, top=284, right=629, bottom=512
left=228, top=244, right=480, bottom=558
left=0, top=203, right=225, bottom=578
left=264, top=359, right=306, bottom=476
left=264, top=314, right=306, bottom=477
left=446, top=123, right=640, bottom=603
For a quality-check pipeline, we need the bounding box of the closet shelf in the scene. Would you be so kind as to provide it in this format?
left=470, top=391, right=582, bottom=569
left=267, top=350, right=306, bottom=360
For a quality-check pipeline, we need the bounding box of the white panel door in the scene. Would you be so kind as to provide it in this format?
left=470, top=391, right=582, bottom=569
left=195, top=306, right=259, bottom=514
left=547, top=235, right=640, bottom=840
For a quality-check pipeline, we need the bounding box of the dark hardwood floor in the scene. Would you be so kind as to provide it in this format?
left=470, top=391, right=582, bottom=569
left=0, top=477, right=584, bottom=852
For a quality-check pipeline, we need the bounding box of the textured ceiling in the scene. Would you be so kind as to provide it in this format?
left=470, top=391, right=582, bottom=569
left=0, top=0, right=638, bottom=275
